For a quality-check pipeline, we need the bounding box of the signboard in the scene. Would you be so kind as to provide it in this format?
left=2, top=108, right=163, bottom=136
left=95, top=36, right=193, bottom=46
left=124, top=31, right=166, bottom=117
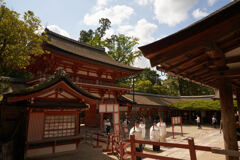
left=171, top=116, right=183, bottom=139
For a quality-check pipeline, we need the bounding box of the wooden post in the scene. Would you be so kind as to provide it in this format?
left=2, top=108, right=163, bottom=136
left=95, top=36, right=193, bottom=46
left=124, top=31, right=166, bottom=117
left=180, top=117, right=183, bottom=136
left=236, top=88, right=240, bottom=123
left=218, top=79, right=238, bottom=160
left=188, top=138, right=197, bottom=160
left=103, top=134, right=111, bottom=152
left=119, top=141, right=123, bottom=160
left=172, top=117, right=175, bottom=139
left=130, top=135, right=136, bottom=160
left=93, top=131, right=102, bottom=148
left=111, top=135, right=114, bottom=153
left=53, top=140, right=56, bottom=154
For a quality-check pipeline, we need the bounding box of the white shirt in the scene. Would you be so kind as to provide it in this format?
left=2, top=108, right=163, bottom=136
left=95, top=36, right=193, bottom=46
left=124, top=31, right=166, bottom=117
left=157, top=122, right=167, bottom=136
left=129, top=126, right=143, bottom=140
left=105, top=121, right=111, bottom=127
left=196, top=117, right=200, bottom=123
left=139, top=123, right=146, bottom=139
left=212, top=117, right=216, bottom=123
left=150, top=125, right=160, bottom=142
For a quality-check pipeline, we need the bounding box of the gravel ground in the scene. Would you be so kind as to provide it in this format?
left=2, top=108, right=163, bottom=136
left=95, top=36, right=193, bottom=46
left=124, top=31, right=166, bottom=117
left=29, top=125, right=238, bottom=160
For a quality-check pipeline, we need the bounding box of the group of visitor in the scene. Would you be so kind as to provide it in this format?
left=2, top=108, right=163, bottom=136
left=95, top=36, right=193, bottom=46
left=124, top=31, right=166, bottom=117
left=129, top=118, right=167, bottom=160
left=195, top=115, right=218, bottom=129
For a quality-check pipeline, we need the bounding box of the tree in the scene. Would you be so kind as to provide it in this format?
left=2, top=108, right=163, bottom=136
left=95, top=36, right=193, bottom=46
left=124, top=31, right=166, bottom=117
left=178, top=78, right=214, bottom=96
left=79, top=18, right=110, bottom=48
left=79, top=18, right=142, bottom=66
left=0, top=2, right=47, bottom=76
left=136, top=68, right=161, bottom=85
left=105, top=34, right=141, bottom=65
left=161, top=75, right=180, bottom=96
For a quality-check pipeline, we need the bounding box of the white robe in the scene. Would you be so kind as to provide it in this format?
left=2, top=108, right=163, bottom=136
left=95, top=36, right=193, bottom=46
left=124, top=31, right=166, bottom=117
left=157, top=122, right=167, bottom=142
left=129, top=126, right=143, bottom=140
left=139, top=123, right=146, bottom=139
left=129, top=126, right=143, bottom=148
left=150, top=125, right=160, bottom=142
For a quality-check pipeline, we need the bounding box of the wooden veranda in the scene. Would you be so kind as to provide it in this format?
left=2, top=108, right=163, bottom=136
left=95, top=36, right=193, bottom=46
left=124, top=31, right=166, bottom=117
left=140, top=1, right=240, bottom=160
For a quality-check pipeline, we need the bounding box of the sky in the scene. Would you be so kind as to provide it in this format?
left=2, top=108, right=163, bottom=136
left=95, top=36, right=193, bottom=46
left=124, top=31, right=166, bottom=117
left=5, top=0, right=231, bottom=71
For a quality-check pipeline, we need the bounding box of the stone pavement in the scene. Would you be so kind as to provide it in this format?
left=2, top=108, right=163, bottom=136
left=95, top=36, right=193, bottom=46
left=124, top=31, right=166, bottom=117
left=143, top=125, right=226, bottom=160
left=27, top=142, right=117, bottom=160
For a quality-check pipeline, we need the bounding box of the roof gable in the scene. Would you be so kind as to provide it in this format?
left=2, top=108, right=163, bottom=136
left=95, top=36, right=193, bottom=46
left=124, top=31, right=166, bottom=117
left=5, top=70, right=100, bottom=105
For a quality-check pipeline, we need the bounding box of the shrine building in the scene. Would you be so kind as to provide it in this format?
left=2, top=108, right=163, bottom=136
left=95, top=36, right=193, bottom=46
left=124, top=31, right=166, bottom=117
left=0, top=29, right=142, bottom=158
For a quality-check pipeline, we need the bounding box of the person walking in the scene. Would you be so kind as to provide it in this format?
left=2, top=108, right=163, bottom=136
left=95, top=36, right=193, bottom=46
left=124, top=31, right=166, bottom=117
left=157, top=118, right=167, bottom=142
left=105, top=119, right=111, bottom=134
left=196, top=115, right=201, bottom=129
left=122, top=118, right=129, bottom=139
left=139, top=118, right=146, bottom=149
left=129, top=120, right=143, bottom=160
left=150, top=120, right=160, bottom=152
left=212, top=115, right=217, bottom=128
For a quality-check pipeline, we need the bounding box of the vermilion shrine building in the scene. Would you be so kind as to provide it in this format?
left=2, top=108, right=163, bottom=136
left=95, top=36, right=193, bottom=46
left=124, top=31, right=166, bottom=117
left=0, top=29, right=142, bottom=158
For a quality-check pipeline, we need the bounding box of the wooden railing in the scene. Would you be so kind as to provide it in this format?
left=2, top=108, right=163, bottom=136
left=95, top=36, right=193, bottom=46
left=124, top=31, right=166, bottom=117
left=85, top=128, right=240, bottom=160
left=121, top=135, right=240, bottom=160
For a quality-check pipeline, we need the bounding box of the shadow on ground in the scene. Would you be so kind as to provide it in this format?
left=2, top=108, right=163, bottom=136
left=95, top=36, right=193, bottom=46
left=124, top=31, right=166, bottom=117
left=26, top=143, right=116, bottom=160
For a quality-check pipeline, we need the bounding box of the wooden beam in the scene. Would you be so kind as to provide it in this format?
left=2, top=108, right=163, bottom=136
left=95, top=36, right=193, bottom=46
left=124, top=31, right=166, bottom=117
left=148, top=15, right=240, bottom=66
left=226, top=55, right=240, bottom=64
left=150, top=45, right=207, bottom=67
left=218, top=78, right=238, bottom=160
left=166, top=52, right=207, bottom=71
left=176, top=61, right=208, bottom=74
left=220, top=68, right=240, bottom=77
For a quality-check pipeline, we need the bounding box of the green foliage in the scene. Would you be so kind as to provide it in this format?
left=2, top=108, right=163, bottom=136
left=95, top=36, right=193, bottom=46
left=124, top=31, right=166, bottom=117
left=0, top=2, right=47, bottom=76
left=136, top=68, right=161, bottom=85
left=161, top=75, right=180, bottom=96
left=178, top=78, right=214, bottom=96
left=79, top=18, right=142, bottom=66
left=79, top=18, right=111, bottom=48
left=169, top=100, right=237, bottom=111
left=105, top=34, right=141, bottom=65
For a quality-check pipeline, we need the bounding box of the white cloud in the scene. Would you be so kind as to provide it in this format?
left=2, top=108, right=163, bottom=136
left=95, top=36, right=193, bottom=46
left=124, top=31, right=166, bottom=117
left=94, top=0, right=112, bottom=11
left=103, top=28, right=115, bottom=39
left=192, top=9, right=208, bottom=19
left=127, top=19, right=157, bottom=46
left=118, top=25, right=134, bottom=33
left=133, top=56, right=151, bottom=68
left=135, top=0, right=153, bottom=6
left=47, top=25, right=70, bottom=38
left=208, top=0, right=217, bottom=6
left=153, top=0, right=198, bottom=26
left=83, top=5, right=134, bottom=26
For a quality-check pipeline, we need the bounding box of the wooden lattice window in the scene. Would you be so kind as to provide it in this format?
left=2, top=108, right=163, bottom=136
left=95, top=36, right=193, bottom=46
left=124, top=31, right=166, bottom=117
left=44, top=114, right=76, bottom=138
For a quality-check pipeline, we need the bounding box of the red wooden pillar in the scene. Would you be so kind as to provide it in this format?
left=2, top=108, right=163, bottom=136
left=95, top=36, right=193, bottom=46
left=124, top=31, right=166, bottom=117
left=188, top=138, right=197, bottom=160
left=100, top=92, right=104, bottom=129
left=130, top=135, right=136, bottom=160
left=218, top=79, right=238, bottom=160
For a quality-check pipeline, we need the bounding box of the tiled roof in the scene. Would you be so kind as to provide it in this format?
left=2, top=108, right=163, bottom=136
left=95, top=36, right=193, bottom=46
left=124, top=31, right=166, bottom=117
left=4, top=69, right=100, bottom=100
left=45, top=29, right=143, bottom=73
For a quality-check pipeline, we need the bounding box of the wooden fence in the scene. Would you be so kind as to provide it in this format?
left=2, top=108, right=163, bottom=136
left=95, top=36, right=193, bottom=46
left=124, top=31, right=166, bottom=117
left=90, top=132, right=240, bottom=160
left=122, top=135, right=240, bottom=160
